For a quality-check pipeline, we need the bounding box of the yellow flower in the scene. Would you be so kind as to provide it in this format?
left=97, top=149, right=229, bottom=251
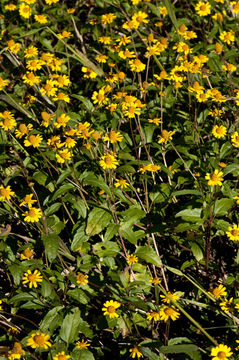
left=158, top=129, right=175, bottom=144
left=103, top=130, right=123, bottom=143
left=0, top=185, right=15, bottom=201
left=233, top=195, right=239, bottom=204
left=160, top=292, right=179, bottom=304
left=226, top=225, right=239, bottom=241
left=63, top=137, right=76, bottom=148
left=5, top=4, right=17, bottom=11
left=115, top=178, right=129, bottom=190
left=19, top=3, right=32, bottom=18
left=76, top=272, right=88, bottom=285
left=20, top=194, right=37, bottom=208
left=132, top=11, right=149, bottom=25
left=15, top=123, right=33, bottom=138
left=205, top=169, right=223, bottom=186
left=96, top=54, right=108, bottom=63
left=0, top=76, right=9, bottom=90
left=27, top=332, right=51, bottom=349
left=24, top=46, right=38, bottom=58
left=76, top=339, right=90, bottom=349
left=159, top=306, right=180, bottom=321
left=40, top=79, right=58, bottom=97
left=148, top=118, right=162, bottom=125
left=98, top=36, right=111, bottom=45
left=45, top=0, right=60, bottom=4
left=47, top=136, right=63, bottom=150
left=56, top=149, right=72, bottom=163
left=92, top=89, right=108, bottom=105
left=52, top=74, right=70, bottom=87
left=23, top=207, right=42, bottom=222
left=102, top=300, right=121, bottom=319
left=22, top=72, right=41, bottom=86
left=34, top=14, right=48, bottom=23
left=22, top=270, right=43, bottom=288
left=53, top=351, right=70, bottom=360
left=101, top=13, right=116, bottom=24
left=0, top=111, right=16, bottom=131
left=230, top=1, right=239, bottom=14
left=100, top=152, right=119, bottom=170
left=129, top=59, right=146, bottom=72
left=231, top=131, right=239, bottom=147
left=8, top=342, right=25, bottom=360
left=146, top=311, right=160, bottom=321
left=209, top=284, right=227, bottom=299
left=210, top=344, right=233, bottom=360
left=127, top=254, right=138, bottom=264
left=212, top=125, right=227, bottom=139
left=6, top=40, right=20, bottom=54
left=53, top=92, right=70, bottom=102
left=219, top=30, right=235, bottom=45
left=195, top=1, right=211, bottom=16
left=54, top=113, right=70, bottom=128
left=129, top=346, right=143, bottom=359
left=41, top=112, right=53, bottom=127
left=24, top=134, right=43, bottom=147
left=26, top=59, right=45, bottom=71
left=149, top=277, right=161, bottom=285
left=160, top=6, right=168, bottom=17
left=58, top=30, right=72, bottom=39
left=20, top=248, right=34, bottom=260
left=220, top=298, right=234, bottom=313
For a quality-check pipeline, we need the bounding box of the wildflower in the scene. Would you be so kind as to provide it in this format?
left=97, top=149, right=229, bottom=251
left=76, top=272, right=88, bottom=285
left=22, top=72, right=41, bottom=86
left=48, top=56, right=64, bottom=71
left=226, top=225, right=239, bottom=241
left=53, top=351, right=70, bottom=360
left=129, top=346, right=143, bottom=359
left=195, top=1, right=211, bottom=16
left=127, top=254, right=138, bottom=264
left=219, top=30, right=235, bottom=44
left=212, top=125, right=227, bottom=139
left=132, top=11, right=149, bottom=25
left=20, top=194, right=37, bottom=208
left=215, top=42, right=223, bottom=54
left=196, top=92, right=209, bottom=102
left=159, top=306, right=180, bottom=321
left=129, top=59, right=146, bottom=72
left=0, top=77, right=9, bottom=90
left=150, top=277, right=161, bottom=284
left=0, top=185, right=15, bottom=201
left=41, top=112, right=53, bottom=127
left=0, top=111, right=16, bottom=131
left=147, top=311, right=160, bottom=321
left=116, top=35, right=131, bottom=46
left=56, top=149, right=72, bottom=163
left=118, top=49, right=136, bottom=59
left=233, top=195, right=239, bottom=204
left=47, top=136, right=63, bottom=150
left=103, top=130, right=123, bottom=143
left=99, top=36, right=111, bottom=45
left=205, top=169, right=223, bottom=186
left=23, top=208, right=42, bottom=222
left=53, top=92, right=70, bottom=102
left=8, top=342, right=25, bottom=360
left=20, top=248, right=34, bottom=260
left=158, top=130, right=175, bottom=144
left=102, top=300, right=121, bottom=319
left=6, top=40, right=20, bottom=54
left=5, top=4, right=17, bottom=10
left=24, top=46, right=38, bottom=58
left=188, top=81, right=204, bottom=94
left=40, top=79, right=58, bottom=97
left=34, top=14, right=48, bottom=23
left=160, top=6, right=168, bottom=17
left=24, top=134, right=43, bottom=148
left=115, top=179, right=129, bottom=190
left=67, top=8, right=75, bottom=14
left=209, top=285, right=227, bottom=299
left=100, top=152, right=119, bottom=170
left=45, top=0, right=60, bottom=4
left=231, top=1, right=239, bottom=14
left=219, top=162, right=226, bottom=168
left=220, top=298, right=234, bottom=313
left=160, top=292, right=179, bottom=304
left=52, top=74, right=70, bottom=87
left=92, top=89, right=108, bottom=105
left=123, top=103, right=142, bottom=118
left=96, top=54, right=108, bottom=63
left=0, top=300, right=2, bottom=310
left=26, top=59, right=45, bottom=71
left=139, top=164, right=161, bottom=173
left=101, top=13, right=116, bottom=24
left=58, top=30, right=72, bottom=39
left=22, top=270, right=43, bottom=288
left=27, top=332, right=51, bottom=349
left=55, top=114, right=70, bottom=128
left=231, top=131, right=239, bottom=147
left=210, top=344, right=232, bottom=360
left=64, top=137, right=76, bottom=148
left=19, top=3, right=31, bottom=18
left=76, top=339, right=90, bottom=349
left=15, top=123, right=33, bottom=138
left=148, top=118, right=162, bottom=125
left=222, top=63, right=236, bottom=72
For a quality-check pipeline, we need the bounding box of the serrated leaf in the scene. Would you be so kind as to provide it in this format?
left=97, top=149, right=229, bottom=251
left=42, top=232, right=60, bottom=262
left=86, top=207, right=112, bottom=236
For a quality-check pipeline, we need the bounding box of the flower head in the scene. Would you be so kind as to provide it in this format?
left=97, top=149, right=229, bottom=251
left=231, top=131, right=239, bottom=148
left=205, top=169, right=223, bottom=186
left=27, top=332, right=51, bottom=349
left=195, top=1, right=211, bottom=16
left=0, top=185, right=15, bottom=201
left=158, top=130, right=175, bottom=144
left=20, top=248, right=34, bottom=260
left=147, top=311, right=160, bottom=321
left=76, top=272, right=88, bottom=285
left=159, top=306, right=180, bottom=321
left=8, top=342, right=25, bottom=360
left=129, top=346, right=143, bottom=359
left=22, top=270, right=43, bottom=288
left=76, top=339, right=90, bottom=349
left=209, top=284, right=227, bottom=299
left=114, top=178, right=129, bottom=190
left=212, top=125, right=227, bottom=139
left=210, top=344, right=232, bottom=360
left=100, top=152, right=119, bottom=170
left=23, top=207, right=42, bottom=222
left=220, top=298, right=234, bottom=313
left=127, top=254, right=138, bottom=264
left=160, top=292, right=179, bottom=304
left=53, top=351, right=70, bottom=360
left=226, top=225, right=239, bottom=241
left=102, top=300, right=121, bottom=319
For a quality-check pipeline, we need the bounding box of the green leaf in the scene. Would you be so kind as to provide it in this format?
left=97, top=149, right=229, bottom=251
left=223, top=163, right=239, bottom=176
left=141, top=347, right=159, bottom=360
left=175, top=208, right=202, bottom=221
left=45, top=203, right=61, bottom=216
left=86, top=207, right=112, bottom=236
left=71, top=349, right=94, bottom=360
left=172, top=190, right=201, bottom=197
left=165, top=265, right=183, bottom=276
left=104, top=223, right=120, bottom=241
left=40, top=306, right=63, bottom=333
left=8, top=264, right=24, bottom=285
left=71, top=95, right=94, bottom=111
left=42, top=232, right=60, bottom=262
left=190, top=243, right=203, bottom=262
left=57, top=169, right=72, bottom=184
left=71, top=225, right=89, bottom=252
left=135, top=246, right=162, bottom=266
left=60, top=308, right=82, bottom=344
left=83, top=173, right=112, bottom=196
left=52, top=184, right=75, bottom=201
left=73, top=199, right=87, bottom=219
left=159, top=344, right=198, bottom=354
left=67, top=289, right=90, bottom=305
left=214, top=198, right=234, bottom=216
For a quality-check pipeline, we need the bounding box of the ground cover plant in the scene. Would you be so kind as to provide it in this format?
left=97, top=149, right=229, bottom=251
left=0, top=0, right=239, bottom=359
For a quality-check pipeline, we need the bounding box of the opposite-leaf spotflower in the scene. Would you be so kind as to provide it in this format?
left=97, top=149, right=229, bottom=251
left=27, top=332, right=51, bottom=349
left=22, top=269, right=43, bottom=288
left=205, top=169, right=224, bottom=186
left=102, top=300, right=121, bottom=319
left=210, top=344, right=232, bottom=360
left=226, top=225, right=239, bottom=241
